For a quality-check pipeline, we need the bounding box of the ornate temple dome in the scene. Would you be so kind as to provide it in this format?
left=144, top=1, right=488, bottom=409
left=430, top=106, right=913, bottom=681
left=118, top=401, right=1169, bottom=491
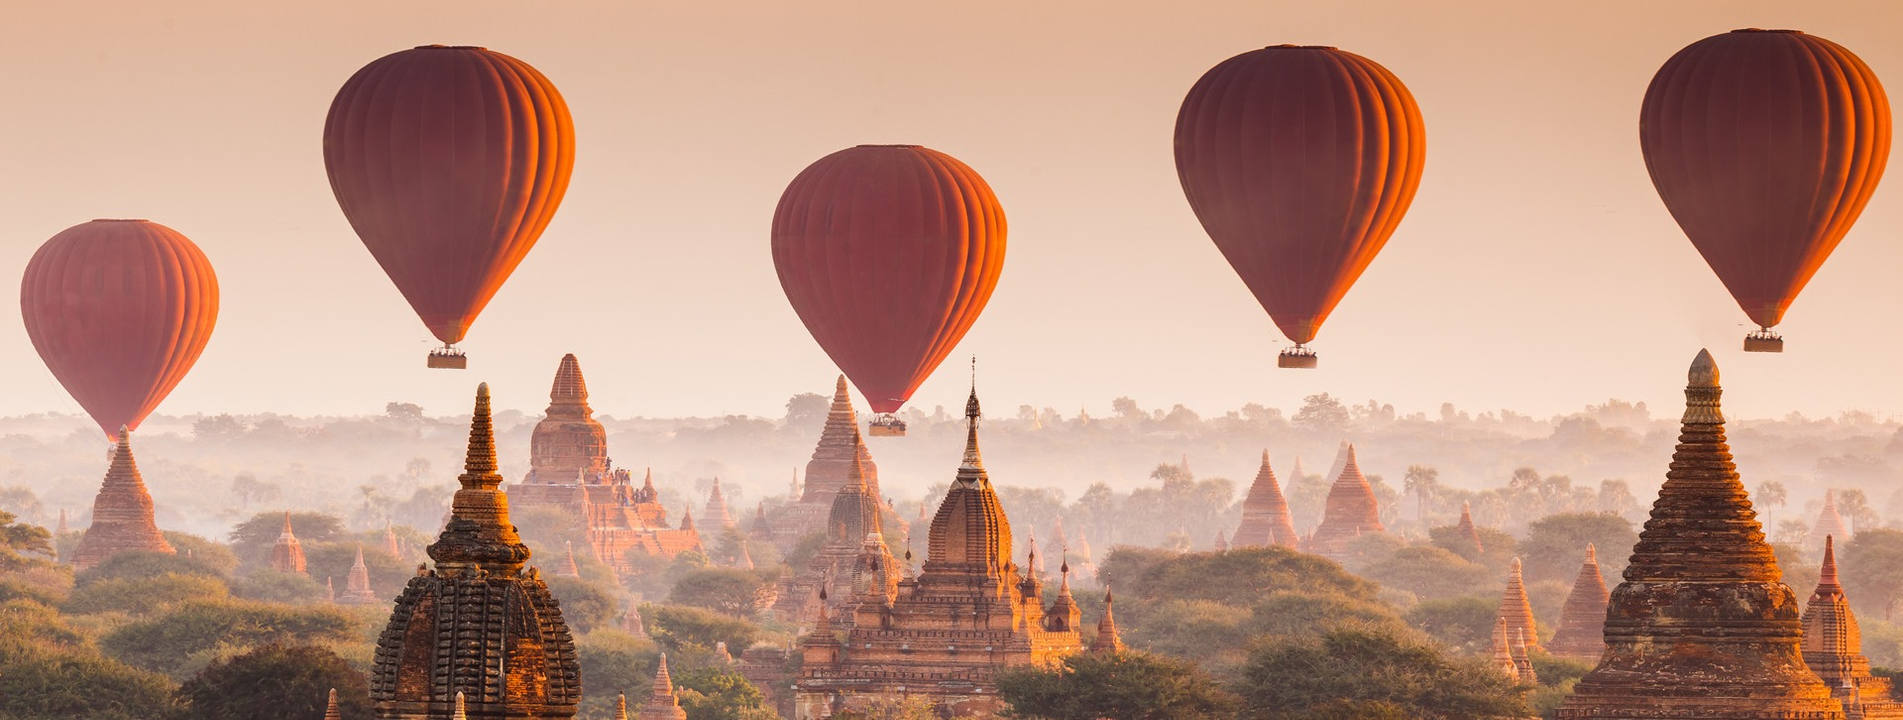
left=827, top=435, right=883, bottom=545
left=71, top=428, right=174, bottom=571
left=1233, top=450, right=1300, bottom=549
left=1558, top=350, right=1844, bottom=719
left=924, top=389, right=1012, bottom=574
left=527, top=354, right=607, bottom=484
left=371, top=384, right=580, bottom=719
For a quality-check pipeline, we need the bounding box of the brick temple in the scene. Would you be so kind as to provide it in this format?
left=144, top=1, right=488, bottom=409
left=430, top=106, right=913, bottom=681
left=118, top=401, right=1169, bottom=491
left=763, top=376, right=887, bottom=545
left=1548, top=543, right=1609, bottom=662
left=70, top=428, right=174, bottom=570
left=1304, top=444, right=1383, bottom=560
left=1803, top=536, right=1903, bottom=719
left=1232, top=450, right=1300, bottom=548
left=774, top=425, right=891, bottom=623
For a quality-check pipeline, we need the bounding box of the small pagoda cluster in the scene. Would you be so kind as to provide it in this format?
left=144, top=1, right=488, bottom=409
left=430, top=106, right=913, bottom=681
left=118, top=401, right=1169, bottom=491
left=1232, top=450, right=1300, bottom=548
left=762, top=376, right=889, bottom=545
left=1802, top=537, right=1903, bottom=719
left=370, top=384, right=580, bottom=719
left=793, top=387, right=1111, bottom=718
left=70, top=429, right=174, bottom=570
left=1304, top=444, right=1384, bottom=560
left=1558, top=350, right=1845, bottom=719
left=506, top=355, right=701, bottom=571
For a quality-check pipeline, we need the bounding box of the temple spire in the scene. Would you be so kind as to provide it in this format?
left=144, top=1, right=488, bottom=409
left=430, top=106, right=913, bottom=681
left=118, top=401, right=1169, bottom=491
left=1456, top=501, right=1484, bottom=555
left=340, top=544, right=378, bottom=604
left=1497, top=556, right=1539, bottom=653
left=1092, top=586, right=1123, bottom=653
left=957, top=370, right=986, bottom=483
left=451, top=691, right=467, bottom=720
left=638, top=654, right=688, bottom=719
left=324, top=688, right=340, bottom=720
left=270, top=512, right=308, bottom=575
left=1550, top=542, right=1611, bottom=661
left=426, top=383, right=531, bottom=575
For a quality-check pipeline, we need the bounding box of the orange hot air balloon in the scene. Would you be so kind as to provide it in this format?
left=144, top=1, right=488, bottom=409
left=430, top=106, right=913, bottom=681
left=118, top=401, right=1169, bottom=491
left=1174, top=45, right=1425, bottom=369
left=21, top=220, right=219, bottom=439
left=772, top=145, right=1006, bottom=436
left=323, top=45, right=576, bottom=369
left=1641, top=29, right=1890, bottom=353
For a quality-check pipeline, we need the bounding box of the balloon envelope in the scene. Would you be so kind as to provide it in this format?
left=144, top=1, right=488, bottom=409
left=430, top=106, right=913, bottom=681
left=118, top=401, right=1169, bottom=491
left=1174, top=45, right=1425, bottom=345
left=772, top=145, right=1006, bottom=414
left=21, top=220, right=218, bottom=438
left=1641, top=29, right=1890, bottom=330
left=323, top=45, right=575, bottom=346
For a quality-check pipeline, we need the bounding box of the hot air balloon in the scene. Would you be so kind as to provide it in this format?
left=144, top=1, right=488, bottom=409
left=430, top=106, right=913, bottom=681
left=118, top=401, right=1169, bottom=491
left=21, top=220, right=218, bottom=439
left=1641, top=29, right=1890, bottom=353
left=772, top=145, right=1006, bottom=436
left=323, top=45, right=576, bottom=369
left=1174, top=45, right=1426, bottom=368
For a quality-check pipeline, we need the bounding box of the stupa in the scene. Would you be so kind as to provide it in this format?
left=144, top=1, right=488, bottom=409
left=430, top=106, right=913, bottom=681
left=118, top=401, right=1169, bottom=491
left=1811, top=490, right=1852, bottom=552
left=340, top=545, right=379, bottom=604
left=794, top=385, right=1089, bottom=717
left=70, top=429, right=174, bottom=570
left=1304, top=444, right=1383, bottom=560
left=1557, top=350, right=1844, bottom=719
left=636, top=654, right=687, bottom=720
left=1548, top=543, right=1609, bottom=662
left=1233, top=450, right=1301, bottom=548
left=703, top=478, right=737, bottom=530
left=1496, top=557, right=1540, bottom=653
left=508, top=355, right=700, bottom=569
left=1803, top=536, right=1903, bottom=719
left=370, top=384, right=581, bottom=719
left=269, top=512, right=308, bottom=575
left=1091, top=586, right=1124, bottom=654
left=764, top=376, right=884, bottom=544
left=1455, top=501, right=1485, bottom=556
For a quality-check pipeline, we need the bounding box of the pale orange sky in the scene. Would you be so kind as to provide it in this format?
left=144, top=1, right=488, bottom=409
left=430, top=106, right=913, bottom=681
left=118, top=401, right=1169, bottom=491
left=2, top=0, right=1901, bottom=423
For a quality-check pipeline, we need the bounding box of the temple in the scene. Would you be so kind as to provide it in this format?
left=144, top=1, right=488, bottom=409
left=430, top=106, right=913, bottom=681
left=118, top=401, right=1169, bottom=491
left=370, top=383, right=581, bottom=719
left=792, top=385, right=1094, bottom=718
left=1811, top=490, right=1852, bottom=552
left=1454, top=501, right=1484, bottom=555
left=1233, top=451, right=1300, bottom=549
left=70, top=429, right=174, bottom=571
left=506, top=355, right=700, bottom=571
left=774, top=427, right=888, bottom=622
left=1802, top=537, right=1903, bottom=719
left=1496, top=557, right=1539, bottom=654
left=764, top=377, right=886, bottom=545
left=1091, top=587, right=1123, bottom=654
left=1548, top=543, right=1609, bottom=662
left=636, top=654, right=687, bottom=720
left=703, top=478, right=737, bottom=530
left=1304, top=444, right=1383, bottom=560
left=340, top=545, right=379, bottom=604
left=1558, top=350, right=1844, bottom=719
left=269, top=513, right=308, bottom=575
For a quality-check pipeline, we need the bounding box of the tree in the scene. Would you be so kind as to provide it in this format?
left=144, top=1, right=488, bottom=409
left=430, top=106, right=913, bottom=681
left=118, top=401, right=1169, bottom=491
left=644, top=603, right=762, bottom=655
left=1517, top=512, right=1637, bottom=584
left=1237, top=627, right=1530, bottom=719
left=783, top=392, right=828, bottom=428
left=1404, top=595, right=1497, bottom=653
left=173, top=644, right=371, bottom=720
left=675, top=665, right=779, bottom=720
left=1843, top=529, right=1903, bottom=620
left=64, top=572, right=229, bottom=616
left=76, top=550, right=227, bottom=588
left=545, top=575, right=620, bottom=632
left=574, top=630, right=659, bottom=719
left=227, top=512, right=344, bottom=564
left=1404, top=465, right=1440, bottom=526
left=0, top=640, right=177, bottom=720
left=0, top=508, right=53, bottom=572
left=383, top=401, right=425, bottom=422
left=1293, top=394, right=1350, bottom=432
left=1755, top=480, right=1788, bottom=527
left=101, top=599, right=360, bottom=679
left=1361, top=546, right=1491, bottom=601
left=997, top=650, right=1238, bottom=720
left=669, top=568, right=772, bottom=618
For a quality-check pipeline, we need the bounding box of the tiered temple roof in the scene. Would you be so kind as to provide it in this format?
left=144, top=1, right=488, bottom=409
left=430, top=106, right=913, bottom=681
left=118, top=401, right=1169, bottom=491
left=636, top=654, right=686, bottom=720
left=1496, top=557, right=1540, bottom=654
left=1304, top=444, right=1383, bottom=560
left=509, top=355, right=700, bottom=569
left=1802, top=536, right=1903, bottom=719
left=794, top=386, right=1089, bottom=718
left=1091, top=586, right=1123, bottom=654
left=340, top=545, right=379, bottom=604
left=1548, top=543, right=1609, bottom=662
left=70, top=429, right=174, bottom=570
left=765, top=377, right=884, bottom=545
left=269, top=512, right=309, bottom=575
left=1557, top=350, right=1844, bottom=719
left=703, top=478, right=736, bottom=530
left=1233, top=451, right=1301, bottom=549
left=1455, top=501, right=1484, bottom=556
left=370, top=384, right=580, bottom=720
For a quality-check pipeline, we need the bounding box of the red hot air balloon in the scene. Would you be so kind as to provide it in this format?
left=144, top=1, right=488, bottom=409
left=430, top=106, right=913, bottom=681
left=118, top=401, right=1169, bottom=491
left=21, top=220, right=219, bottom=439
left=1174, top=45, right=1426, bottom=369
left=1641, top=29, right=1890, bottom=353
left=772, top=145, right=1006, bottom=436
left=323, top=45, right=576, bottom=368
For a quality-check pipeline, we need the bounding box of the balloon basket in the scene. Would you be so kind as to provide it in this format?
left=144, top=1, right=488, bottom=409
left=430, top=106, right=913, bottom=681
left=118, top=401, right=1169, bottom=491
left=1743, top=330, right=1783, bottom=353
left=427, top=346, right=468, bottom=369
left=868, top=414, right=907, bottom=437
left=1277, top=347, right=1318, bottom=369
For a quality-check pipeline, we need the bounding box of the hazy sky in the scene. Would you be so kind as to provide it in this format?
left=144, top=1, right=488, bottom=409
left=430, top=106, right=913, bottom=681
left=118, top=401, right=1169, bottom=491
left=3, top=0, right=1902, bottom=423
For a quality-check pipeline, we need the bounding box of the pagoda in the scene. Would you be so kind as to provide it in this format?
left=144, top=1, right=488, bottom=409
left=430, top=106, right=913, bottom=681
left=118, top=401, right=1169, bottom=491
left=70, top=429, right=174, bottom=571
left=1490, top=616, right=1521, bottom=680
left=1304, top=444, right=1383, bottom=560
left=1233, top=451, right=1301, bottom=548
left=793, top=385, right=1090, bottom=718
left=269, top=512, right=308, bottom=575
left=636, top=654, right=687, bottom=720
left=1496, top=557, right=1540, bottom=653
left=1454, top=501, right=1484, bottom=556
left=774, top=428, right=888, bottom=623
left=1557, top=350, right=1844, bottom=719
left=1548, top=543, right=1609, bottom=662
left=1803, top=536, right=1903, bottom=719
left=765, top=376, right=884, bottom=544
left=508, top=355, right=700, bottom=570
left=1811, top=490, right=1852, bottom=552
left=1090, top=587, right=1124, bottom=654
left=340, top=545, right=379, bottom=604
left=703, top=478, right=737, bottom=530
left=370, top=383, right=581, bottom=720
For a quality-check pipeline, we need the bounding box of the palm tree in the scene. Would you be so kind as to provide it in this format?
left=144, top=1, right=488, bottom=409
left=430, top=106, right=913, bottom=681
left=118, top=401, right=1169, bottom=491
left=1755, top=480, right=1787, bottom=529
left=1404, top=465, right=1440, bottom=526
